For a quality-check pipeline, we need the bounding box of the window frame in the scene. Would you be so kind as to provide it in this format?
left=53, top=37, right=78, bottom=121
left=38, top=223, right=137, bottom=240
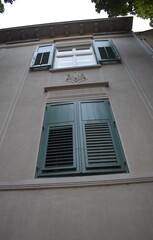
left=54, top=44, right=97, bottom=69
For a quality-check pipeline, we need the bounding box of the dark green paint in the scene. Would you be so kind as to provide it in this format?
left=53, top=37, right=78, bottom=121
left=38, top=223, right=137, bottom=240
left=36, top=100, right=128, bottom=177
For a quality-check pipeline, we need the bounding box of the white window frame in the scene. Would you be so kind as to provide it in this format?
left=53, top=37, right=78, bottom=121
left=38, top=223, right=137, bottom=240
left=54, top=42, right=96, bottom=69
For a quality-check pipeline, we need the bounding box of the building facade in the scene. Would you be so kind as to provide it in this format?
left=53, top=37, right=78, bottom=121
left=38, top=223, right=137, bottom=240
left=0, top=17, right=153, bottom=240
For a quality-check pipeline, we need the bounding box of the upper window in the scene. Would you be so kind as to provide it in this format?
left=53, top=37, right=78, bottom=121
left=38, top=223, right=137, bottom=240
left=36, top=99, right=128, bottom=178
left=54, top=45, right=96, bottom=69
left=30, top=40, right=120, bottom=70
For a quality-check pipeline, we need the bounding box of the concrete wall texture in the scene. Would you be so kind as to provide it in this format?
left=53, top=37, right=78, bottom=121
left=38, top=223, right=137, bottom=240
left=0, top=24, right=153, bottom=239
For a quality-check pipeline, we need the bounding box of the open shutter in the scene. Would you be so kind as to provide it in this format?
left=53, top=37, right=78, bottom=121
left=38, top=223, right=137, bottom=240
left=30, top=44, right=54, bottom=69
left=36, top=102, right=79, bottom=177
left=80, top=100, right=127, bottom=174
left=93, top=40, right=120, bottom=63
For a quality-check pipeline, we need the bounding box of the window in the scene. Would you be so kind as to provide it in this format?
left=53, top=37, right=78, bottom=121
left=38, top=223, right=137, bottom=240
left=54, top=45, right=96, bottom=69
left=30, top=40, right=120, bottom=70
left=36, top=99, right=127, bottom=178
left=30, top=44, right=54, bottom=69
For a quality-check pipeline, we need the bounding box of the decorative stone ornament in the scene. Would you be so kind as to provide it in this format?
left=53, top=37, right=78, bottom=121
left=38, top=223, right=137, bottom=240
left=66, top=72, right=87, bottom=83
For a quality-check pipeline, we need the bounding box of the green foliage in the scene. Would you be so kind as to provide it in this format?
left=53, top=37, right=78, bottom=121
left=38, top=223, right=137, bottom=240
left=0, top=0, right=15, bottom=13
left=91, top=0, right=153, bottom=27
left=0, top=1, right=4, bottom=13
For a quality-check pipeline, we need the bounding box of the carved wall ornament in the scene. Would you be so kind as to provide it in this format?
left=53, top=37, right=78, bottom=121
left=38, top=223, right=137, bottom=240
left=66, top=72, right=87, bottom=83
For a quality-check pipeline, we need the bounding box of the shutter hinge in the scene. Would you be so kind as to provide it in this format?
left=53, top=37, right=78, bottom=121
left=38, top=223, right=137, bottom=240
left=42, top=126, right=45, bottom=131
left=113, top=121, right=116, bottom=127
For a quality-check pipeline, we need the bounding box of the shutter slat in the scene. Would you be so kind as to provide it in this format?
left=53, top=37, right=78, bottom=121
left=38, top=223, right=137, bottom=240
left=46, top=160, right=73, bottom=166
left=89, top=159, right=117, bottom=163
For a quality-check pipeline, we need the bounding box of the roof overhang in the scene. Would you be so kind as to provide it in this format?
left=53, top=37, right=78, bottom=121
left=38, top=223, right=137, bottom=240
left=0, top=17, right=133, bottom=44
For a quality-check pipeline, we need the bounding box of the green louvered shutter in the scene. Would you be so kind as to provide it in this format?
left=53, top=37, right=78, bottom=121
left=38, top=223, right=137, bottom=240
left=80, top=100, right=127, bottom=174
left=36, top=99, right=128, bottom=178
left=93, top=40, right=120, bottom=63
left=36, top=102, right=79, bottom=177
left=30, top=44, right=54, bottom=69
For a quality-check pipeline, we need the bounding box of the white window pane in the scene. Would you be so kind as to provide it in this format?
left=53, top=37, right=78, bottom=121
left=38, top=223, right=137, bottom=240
left=75, top=47, right=91, bottom=54
left=76, top=55, right=95, bottom=66
left=57, top=49, right=73, bottom=56
left=56, top=57, right=74, bottom=68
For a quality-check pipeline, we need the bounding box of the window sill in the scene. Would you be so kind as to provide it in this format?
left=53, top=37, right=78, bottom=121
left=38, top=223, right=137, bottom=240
left=1, top=173, right=153, bottom=191
left=49, top=64, right=101, bottom=72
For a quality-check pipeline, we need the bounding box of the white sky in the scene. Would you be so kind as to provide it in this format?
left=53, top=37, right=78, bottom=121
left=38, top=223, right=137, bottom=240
left=0, top=0, right=152, bottom=32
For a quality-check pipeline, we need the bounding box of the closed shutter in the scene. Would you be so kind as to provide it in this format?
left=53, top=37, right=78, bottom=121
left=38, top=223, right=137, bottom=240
left=36, top=100, right=127, bottom=178
left=30, top=44, right=54, bottom=69
left=93, top=40, right=120, bottom=63
left=80, top=100, right=127, bottom=174
left=36, top=102, right=79, bottom=177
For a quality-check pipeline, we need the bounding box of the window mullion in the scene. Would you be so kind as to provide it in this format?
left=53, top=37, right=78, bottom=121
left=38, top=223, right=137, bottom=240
left=72, top=48, right=76, bottom=66
left=105, top=47, right=110, bottom=59
left=76, top=101, right=87, bottom=173
left=40, top=53, right=44, bottom=65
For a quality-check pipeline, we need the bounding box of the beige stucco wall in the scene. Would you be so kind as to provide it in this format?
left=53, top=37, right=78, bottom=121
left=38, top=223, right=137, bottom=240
left=0, top=34, right=153, bottom=239
left=0, top=182, right=153, bottom=240
left=1, top=36, right=153, bottom=180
